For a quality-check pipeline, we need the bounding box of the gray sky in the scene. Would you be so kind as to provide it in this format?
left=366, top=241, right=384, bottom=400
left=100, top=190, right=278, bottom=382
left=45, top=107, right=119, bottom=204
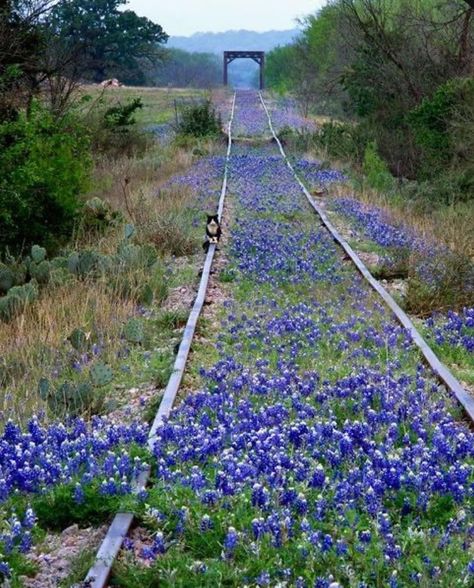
left=126, top=0, right=325, bottom=36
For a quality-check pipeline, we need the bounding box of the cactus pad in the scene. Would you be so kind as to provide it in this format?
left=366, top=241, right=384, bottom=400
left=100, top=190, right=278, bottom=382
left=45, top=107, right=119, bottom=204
left=0, top=264, right=14, bottom=293
left=123, top=317, right=145, bottom=344
left=68, top=328, right=89, bottom=351
left=31, top=245, right=47, bottom=264
left=30, top=260, right=51, bottom=284
left=90, top=362, right=114, bottom=387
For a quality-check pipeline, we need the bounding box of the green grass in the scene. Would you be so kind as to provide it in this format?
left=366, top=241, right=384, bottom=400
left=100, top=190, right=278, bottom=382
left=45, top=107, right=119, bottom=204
left=420, top=333, right=474, bottom=386
left=79, top=86, right=208, bottom=128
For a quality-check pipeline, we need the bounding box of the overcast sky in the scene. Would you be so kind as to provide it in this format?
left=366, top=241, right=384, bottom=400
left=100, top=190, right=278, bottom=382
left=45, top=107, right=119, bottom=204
left=126, top=0, right=326, bottom=36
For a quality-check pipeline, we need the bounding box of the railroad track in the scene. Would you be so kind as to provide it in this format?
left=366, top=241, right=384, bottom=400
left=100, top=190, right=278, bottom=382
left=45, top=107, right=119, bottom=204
left=84, top=91, right=472, bottom=587
left=84, top=92, right=236, bottom=587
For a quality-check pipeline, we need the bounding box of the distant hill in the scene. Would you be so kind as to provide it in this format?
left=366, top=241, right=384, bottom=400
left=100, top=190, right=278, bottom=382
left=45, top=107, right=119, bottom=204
left=168, top=29, right=300, bottom=55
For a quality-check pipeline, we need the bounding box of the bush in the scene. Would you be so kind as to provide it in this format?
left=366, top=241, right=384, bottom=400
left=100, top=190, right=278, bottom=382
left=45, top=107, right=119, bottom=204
left=408, top=77, right=474, bottom=179
left=362, top=141, right=394, bottom=192
left=402, top=172, right=474, bottom=209
left=405, top=250, right=474, bottom=315
left=85, top=96, right=151, bottom=157
left=314, top=120, right=370, bottom=164
left=177, top=100, right=222, bottom=138
left=0, top=102, right=91, bottom=254
left=104, top=98, right=143, bottom=129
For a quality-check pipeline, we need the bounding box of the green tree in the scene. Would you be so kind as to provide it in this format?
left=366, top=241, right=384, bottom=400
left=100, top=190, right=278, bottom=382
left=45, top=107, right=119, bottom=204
left=50, top=0, right=168, bottom=84
left=0, top=1, right=52, bottom=120
left=0, top=103, right=91, bottom=253
left=265, top=45, right=299, bottom=94
left=266, top=4, right=348, bottom=116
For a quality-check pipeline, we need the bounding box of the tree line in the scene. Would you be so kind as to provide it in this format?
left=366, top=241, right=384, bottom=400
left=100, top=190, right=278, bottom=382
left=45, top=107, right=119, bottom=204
left=0, top=0, right=219, bottom=115
left=266, top=0, right=473, bottom=204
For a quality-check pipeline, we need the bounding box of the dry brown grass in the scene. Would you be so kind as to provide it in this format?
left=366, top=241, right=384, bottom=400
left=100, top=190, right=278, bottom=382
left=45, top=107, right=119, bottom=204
left=88, top=146, right=193, bottom=213
left=0, top=279, right=137, bottom=420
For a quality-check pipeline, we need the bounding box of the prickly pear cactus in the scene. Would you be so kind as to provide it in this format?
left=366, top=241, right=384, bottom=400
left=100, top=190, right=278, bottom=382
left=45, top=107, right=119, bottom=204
left=31, top=245, right=47, bottom=264
left=47, top=381, right=95, bottom=416
left=50, top=267, right=71, bottom=287
left=68, top=328, right=89, bottom=351
left=67, top=252, right=80, bottom=275
left=9, top=282, right=38, bottom=304
left=90, top=362, right=113, bottom=387
left=117, top=244, right=142, bottom=268
left=124, top=223, right=135, bottom=240
left=51, top=256, right=68, bottom=270
left=123, top=317, right=145, bottom=344
left=77, top=250, right=99, bottom=277
left=12, top=262, right=27, bottom=286
left=96, top=254, right=114, bottom=275
left=67, top=250, right=100, bottom=277
left=0, top=264, right=14, bottom=293
left=30, top=260, right=51, bottom=284
left=0, top=282, right=40, bottom=321
left=69, top=382, right=94, bottom=414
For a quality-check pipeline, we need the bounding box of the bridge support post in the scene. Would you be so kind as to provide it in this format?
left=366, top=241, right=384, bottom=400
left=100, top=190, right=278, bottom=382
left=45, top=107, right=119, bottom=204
left=223, top=52, right=228, bottom=86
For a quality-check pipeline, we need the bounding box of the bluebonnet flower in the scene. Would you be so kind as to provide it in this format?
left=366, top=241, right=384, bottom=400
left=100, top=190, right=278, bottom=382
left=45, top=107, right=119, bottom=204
left=152, top=532, right=166, bottom=555
left=0, top=560, right=11, bottom=578
left=251, top=518, right=265, bottom=540
left=425, top=308, right=474, bottom=354
left=256, top=571, right=271, bottom=586
left=223, top=526, right=238, bottom=553
left=200, top=514, right=213, bottom=532
left=123, top=537, right=134, bottom=551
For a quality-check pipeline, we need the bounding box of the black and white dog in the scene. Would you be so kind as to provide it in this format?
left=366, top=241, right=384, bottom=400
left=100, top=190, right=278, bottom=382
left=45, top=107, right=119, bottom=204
left=203, top=214, right=222, bottom=252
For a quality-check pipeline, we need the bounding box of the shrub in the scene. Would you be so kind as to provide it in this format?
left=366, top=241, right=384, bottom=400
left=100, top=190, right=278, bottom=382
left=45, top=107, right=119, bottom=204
left=408, top=77, right=474, bottom=180
left=177, top=100, right=222, bottom=138
left=362, top=141, right=394, bottom=192
left=401, top=171, right=474, bottom=208
left=405, top=250, right=474, bottom=315
left=86, top=96, right=151, bottom=157
left=0, top=102, right=91, bottom=254
left=314, top=120, right=370, bottom=164
left=104, top=98, right=143, bottom=129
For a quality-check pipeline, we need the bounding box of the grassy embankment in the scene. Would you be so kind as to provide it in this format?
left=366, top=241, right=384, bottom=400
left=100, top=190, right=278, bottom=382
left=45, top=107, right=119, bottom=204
left=0, top=85, right=226, bottom=424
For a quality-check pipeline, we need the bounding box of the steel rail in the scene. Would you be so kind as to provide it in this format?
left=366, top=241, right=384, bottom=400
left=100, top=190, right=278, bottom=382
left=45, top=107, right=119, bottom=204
left=258, top=92, right=474, bottom=422
left=84, top=92, right=237, bottom=588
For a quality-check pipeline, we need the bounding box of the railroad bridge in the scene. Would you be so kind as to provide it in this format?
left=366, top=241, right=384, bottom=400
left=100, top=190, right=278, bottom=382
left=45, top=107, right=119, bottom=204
left=223, top=50, right=265, bottom=89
